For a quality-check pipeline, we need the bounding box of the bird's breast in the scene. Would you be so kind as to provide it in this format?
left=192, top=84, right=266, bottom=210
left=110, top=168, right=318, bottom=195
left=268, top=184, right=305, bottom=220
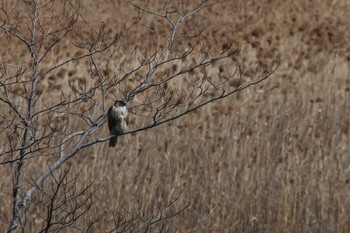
left=110, top=106, right=128, bottom=132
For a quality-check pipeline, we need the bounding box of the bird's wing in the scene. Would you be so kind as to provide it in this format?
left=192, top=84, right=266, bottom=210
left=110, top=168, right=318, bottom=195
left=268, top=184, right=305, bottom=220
left=107, top=107, right=117, bottom=133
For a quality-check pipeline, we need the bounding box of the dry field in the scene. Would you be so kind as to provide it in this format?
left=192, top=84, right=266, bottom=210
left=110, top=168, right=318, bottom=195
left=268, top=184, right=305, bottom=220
left=1, top=0, right=350, bottom=232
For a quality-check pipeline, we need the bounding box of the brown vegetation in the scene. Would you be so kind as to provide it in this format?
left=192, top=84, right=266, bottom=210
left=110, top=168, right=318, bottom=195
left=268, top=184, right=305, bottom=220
left=1, top=0, right=350, bottom=232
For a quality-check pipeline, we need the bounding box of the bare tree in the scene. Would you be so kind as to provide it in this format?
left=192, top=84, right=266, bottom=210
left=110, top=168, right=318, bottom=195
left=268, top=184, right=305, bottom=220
left=111, top=193, right=189, bottom=233
left=0, top=0, right=279, bottom=232
left=32, top=169, right=99, bottom=233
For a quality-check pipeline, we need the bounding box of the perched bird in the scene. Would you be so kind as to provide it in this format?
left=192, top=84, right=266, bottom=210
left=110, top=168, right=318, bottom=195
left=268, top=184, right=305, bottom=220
left=107, top=100, right=128, bottom=147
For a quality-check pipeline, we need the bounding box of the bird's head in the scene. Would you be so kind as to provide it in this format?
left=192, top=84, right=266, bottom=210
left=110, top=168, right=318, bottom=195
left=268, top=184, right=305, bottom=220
left=114, top=100, right=126, bottom=107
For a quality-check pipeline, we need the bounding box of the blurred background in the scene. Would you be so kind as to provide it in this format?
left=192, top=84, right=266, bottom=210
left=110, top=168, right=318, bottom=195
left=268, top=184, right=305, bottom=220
left=1, top=0, right=349, bottom=232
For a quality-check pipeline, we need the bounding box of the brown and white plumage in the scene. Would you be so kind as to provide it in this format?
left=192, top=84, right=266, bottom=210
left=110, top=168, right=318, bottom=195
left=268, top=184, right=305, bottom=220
left=107, top=100, right=128, bottom=147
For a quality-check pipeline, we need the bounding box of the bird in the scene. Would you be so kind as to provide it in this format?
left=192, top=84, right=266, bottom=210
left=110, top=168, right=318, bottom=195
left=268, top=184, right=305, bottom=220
left=107, top=100, right=128, bottom=147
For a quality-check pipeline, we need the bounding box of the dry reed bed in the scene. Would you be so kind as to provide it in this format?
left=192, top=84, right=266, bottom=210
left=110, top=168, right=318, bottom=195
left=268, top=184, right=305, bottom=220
left=1, top=0, right=350, bottom=232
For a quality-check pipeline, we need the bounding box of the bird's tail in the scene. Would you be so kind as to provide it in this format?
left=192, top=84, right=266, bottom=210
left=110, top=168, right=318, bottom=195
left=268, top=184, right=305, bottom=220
left=109, top=135, right=118, bottom=147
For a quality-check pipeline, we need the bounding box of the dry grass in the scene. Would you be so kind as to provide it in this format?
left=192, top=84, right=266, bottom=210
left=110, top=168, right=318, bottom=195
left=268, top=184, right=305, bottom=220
left=1, top=0, right=350, bottom=232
